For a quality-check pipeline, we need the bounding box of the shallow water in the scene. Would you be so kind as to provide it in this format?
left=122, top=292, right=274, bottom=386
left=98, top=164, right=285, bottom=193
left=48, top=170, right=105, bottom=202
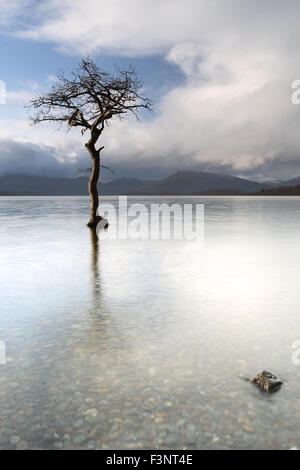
left=0, top=195, right=300, bottom=450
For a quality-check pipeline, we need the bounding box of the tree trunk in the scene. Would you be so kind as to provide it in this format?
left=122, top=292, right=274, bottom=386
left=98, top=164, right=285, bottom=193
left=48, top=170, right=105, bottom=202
left=86, top=144, right=103, bottom=228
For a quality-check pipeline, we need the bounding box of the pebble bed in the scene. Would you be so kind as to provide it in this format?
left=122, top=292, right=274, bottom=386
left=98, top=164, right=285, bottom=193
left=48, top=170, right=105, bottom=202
left=0, top=196, right=300, bottom=450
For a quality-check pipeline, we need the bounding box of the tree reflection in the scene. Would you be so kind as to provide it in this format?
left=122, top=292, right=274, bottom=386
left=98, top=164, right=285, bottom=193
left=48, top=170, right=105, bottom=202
left=90, top=227, right=100, bottom=299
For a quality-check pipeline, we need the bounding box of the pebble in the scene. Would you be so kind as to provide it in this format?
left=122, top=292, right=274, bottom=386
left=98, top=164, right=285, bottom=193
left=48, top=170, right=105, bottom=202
left=16, top=441, right=28, bottom=450
left=73, top=419, right=84, bottom=429
left=54, top=442, right=63, bottom=449
left=187, top=424, right=196, bottom=433
left=0, top=206, right=299, bottom=451
left=10, top=436, right=20, bottom=445
left=73, top=434, right=86, bottom=445
left=57, top=403, right=68, bottom=412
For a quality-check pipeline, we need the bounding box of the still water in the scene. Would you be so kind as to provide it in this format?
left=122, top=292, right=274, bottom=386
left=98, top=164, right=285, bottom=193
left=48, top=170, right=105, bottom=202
left=0, top=196, right=300, bottom=450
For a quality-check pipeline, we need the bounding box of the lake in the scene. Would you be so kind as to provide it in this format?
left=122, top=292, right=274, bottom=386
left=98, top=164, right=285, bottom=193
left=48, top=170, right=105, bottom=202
left=0, top=195, right=300, bottom=450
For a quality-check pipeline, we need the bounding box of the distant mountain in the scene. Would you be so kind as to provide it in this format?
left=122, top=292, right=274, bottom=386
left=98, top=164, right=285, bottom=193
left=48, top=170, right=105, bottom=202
left=0, top=174, right=90, bottom=195
left=261, top=179, right=284, bottom=188
left=0, top=190, right=14, bottom=195
left=128, top=171, right=267, bottom=195
left=0, top=171, right=283, bottom=196
left=279, top=176, right=300, bottom=187
left=255, top=184, right=300, bottom=195
left=100, top=177, right=150, bottom=195
left=0, top=174, right=149, bottom=196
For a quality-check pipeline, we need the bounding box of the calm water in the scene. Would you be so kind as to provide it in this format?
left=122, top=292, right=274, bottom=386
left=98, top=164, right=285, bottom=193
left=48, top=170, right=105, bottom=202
left=0, top=196, right=300, bottom=450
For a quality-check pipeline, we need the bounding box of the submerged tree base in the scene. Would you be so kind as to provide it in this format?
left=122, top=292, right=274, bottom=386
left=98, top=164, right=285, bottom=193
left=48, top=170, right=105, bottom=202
left=87, top=216, right=109, bottom=229
left=87, top=215, right=103, bottom=229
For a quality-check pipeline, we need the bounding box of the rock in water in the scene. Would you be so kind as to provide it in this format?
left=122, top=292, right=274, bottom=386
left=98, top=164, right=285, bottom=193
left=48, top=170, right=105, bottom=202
left=251, top=371, right=283, bottom=392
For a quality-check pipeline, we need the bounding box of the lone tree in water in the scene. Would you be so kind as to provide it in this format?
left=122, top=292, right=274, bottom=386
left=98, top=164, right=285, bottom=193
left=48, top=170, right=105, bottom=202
left=26, top=59, right=152, bottom=228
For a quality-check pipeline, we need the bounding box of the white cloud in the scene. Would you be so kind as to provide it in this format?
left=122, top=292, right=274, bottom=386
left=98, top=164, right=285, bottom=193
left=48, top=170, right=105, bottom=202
left=6, top=89, right=34, bottom=104
left=15, top=0, right=299, bottom=58
left=0, top=0, right=32, bottom=27
left=16, top=0, right=203, bottom=55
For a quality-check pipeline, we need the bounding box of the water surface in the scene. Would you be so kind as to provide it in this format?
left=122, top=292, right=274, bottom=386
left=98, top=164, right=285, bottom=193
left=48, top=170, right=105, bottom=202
left=0, top=196, right=300, bottom=450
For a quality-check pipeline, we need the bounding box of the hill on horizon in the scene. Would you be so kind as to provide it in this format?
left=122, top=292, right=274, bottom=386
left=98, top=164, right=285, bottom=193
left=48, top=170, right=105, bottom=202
left=128, top=171, right=266, bottom=195
left=255, top=183, right=300, bottom=195
left=0, top=171, right=296, bottom=196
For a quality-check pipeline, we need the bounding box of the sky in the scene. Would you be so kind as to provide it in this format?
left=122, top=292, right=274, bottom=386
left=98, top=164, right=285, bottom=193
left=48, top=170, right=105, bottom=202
left=1, top=0, right=300, bottom=181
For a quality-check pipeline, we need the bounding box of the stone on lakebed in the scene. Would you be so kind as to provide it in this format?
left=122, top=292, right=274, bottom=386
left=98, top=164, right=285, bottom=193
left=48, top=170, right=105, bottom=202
left=251, top=371, right=283, bottom=392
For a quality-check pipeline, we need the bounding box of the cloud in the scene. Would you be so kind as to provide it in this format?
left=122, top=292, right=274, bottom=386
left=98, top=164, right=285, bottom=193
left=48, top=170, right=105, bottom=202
left=3, top=0, right=300, bottom=179
left=6, top=89, right=34, bottom=104
left=0, top=137, right=89, bottom=177
left=0, top=0, right=32, bottom=27
left=15, top=0, right=300, bottom=58
left=16, top=0, right=201, bottom=55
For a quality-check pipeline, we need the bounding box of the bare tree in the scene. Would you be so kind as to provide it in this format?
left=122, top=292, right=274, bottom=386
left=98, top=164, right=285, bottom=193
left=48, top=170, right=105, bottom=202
left=26, top=59, right=152, bottom=228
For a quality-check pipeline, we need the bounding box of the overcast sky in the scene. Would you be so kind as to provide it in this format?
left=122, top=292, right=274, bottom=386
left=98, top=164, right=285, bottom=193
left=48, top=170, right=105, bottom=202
left=1, top=0, right=300, bottom=181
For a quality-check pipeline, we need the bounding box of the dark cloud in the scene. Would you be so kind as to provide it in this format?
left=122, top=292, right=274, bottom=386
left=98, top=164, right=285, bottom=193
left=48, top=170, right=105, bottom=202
left=2, top=137, right=300, bottom=183
left=0, top=138, right=90, bottom=178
